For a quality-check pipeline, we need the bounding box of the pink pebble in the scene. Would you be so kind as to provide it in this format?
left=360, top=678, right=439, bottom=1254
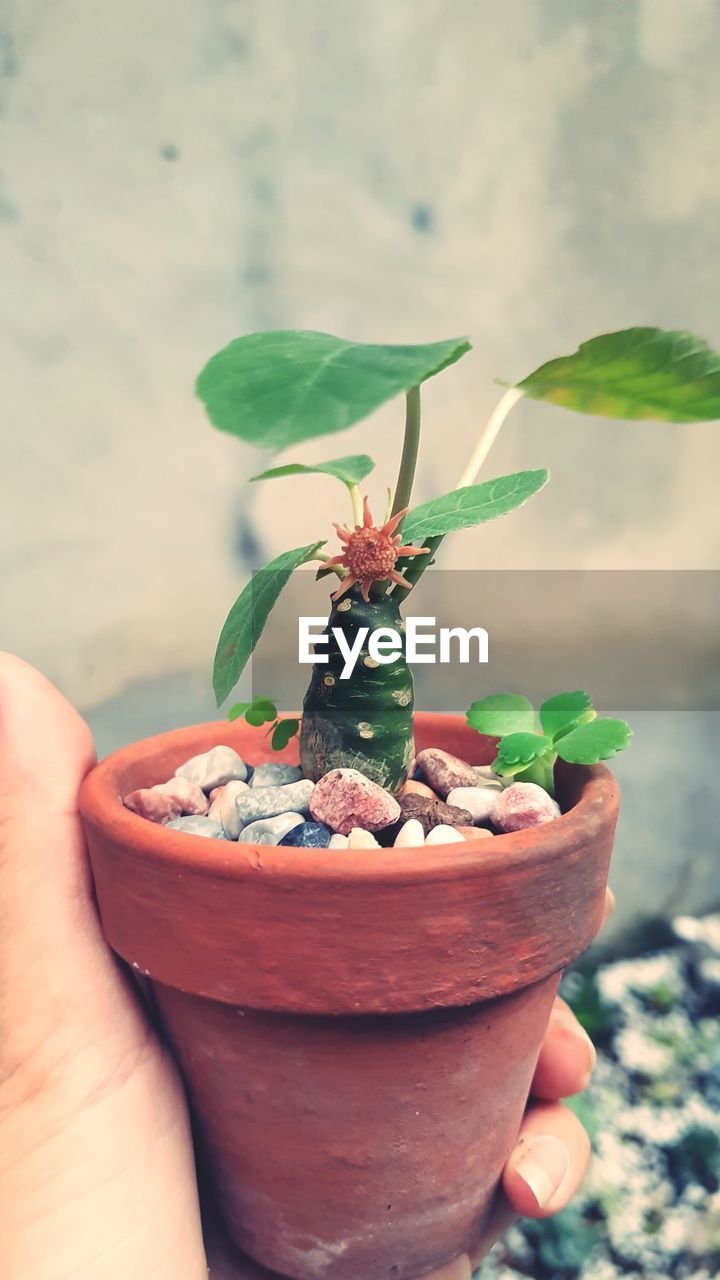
left=155, top=777, right=209, bottom=816
left=492, top=783, right=560, bottom=833
left=123, top=788, right=182, bottom=825
left=456, top=825, right=494, bottom=840
left=400, top=779, right=437, bottom=800
left=310, top=768, right=401, bottom=836
left=415, top=748, right=478, bottom=798
left=208, top=786, right=224, bottom=802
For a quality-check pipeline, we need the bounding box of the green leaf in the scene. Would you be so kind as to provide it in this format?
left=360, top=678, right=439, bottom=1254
left=516, top=327, right=720, bottom=422
left=494, top=732, right=554, bottom=776
left=540, top=690, right=594, bottom=740
left=227, top=701, right=251, bottom=722
left=244, top=697, right=278, bottom=727
left=250, top=454, right=375, bottom=488
left=271, top=718, right=300, bottom=751
left=402, top=470, right=549, bottom=541
left=467, top=693, right=536, bottom=737
left=197, top=331, right=471, bottom=452
left=213, top=542, right=324, bottom=705
left=555, top=717, right=632, bottom=765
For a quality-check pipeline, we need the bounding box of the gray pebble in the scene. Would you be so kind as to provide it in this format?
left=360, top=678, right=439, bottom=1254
left=166, top=815, right=228, bottom=840
left=175, top=745, right=248, bottom=791
left=249, top=763, right=304, bottom=789
left=239, top=812, right=305, bottom=845
left=234, top=778, right=315, bottom=827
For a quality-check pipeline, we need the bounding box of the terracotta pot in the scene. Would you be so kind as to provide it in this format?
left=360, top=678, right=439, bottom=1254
left=79, top=713, right=619, bottom=1280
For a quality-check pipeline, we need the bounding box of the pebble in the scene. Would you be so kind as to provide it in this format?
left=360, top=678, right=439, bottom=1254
left=238, top=813, right=305, bottom=845
left=165, top=815, right=227, bottom=839
left=155, top=777, right=210, bottom=815
left=347, top=827, right=381, bottom=849
left=175, top=745, right=248, bottom=791
left=123, top=788, right=182, bottom=825
left=309, top=768, right=400, bottom=836
left=393, top=818, right=425, bottom=848
left=250, top=763, right=304, bottom=789
left=414, top=747, right=480, bottom=797
left=393, top=793, right=473, bottom=837
left=446, top=786, right=498, bottom=826
left=456, top=825, right=494, bottom=840
left=207, top=780, right=251, bottom=839
left=492, top=782, right=561, bottom=833
left=400, top=779, right=437, bottom=801
left=278, top=821, right=332, bottom=848
left=425, top=824, right=465, bottom=845
left=234, top=779, right=315, bottom=828
left=328, top=833, right=349, bottom=849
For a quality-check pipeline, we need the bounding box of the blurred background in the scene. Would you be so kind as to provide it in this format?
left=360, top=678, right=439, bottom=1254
left=2, top=4, right=720, bottom=1274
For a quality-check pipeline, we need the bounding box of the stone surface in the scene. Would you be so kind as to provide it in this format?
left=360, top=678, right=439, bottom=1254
left=207, top=780, right=251, bottom=839
left=176, top=745, right=247, bottom=791
left=447, top=786, right=498, bottom=826
left=425, top=824, right=465, bottom=845
left=347, top=827, right=381, bottom=849
left=238, top=813, right=305, bottom=846
left=309, top=768, right=400, bottom=836
left=456, top=825, right=494, bottom=841
left=399, top=779, right=437, bottom=801
left=415, top=748, right=479, bottom=797
left=278, top=821, right=332, bottom=848
left=250, top=763, right=304, bottom=789
left=155, top=776, right=210, bottom=815
left=234, top=779, right=315, bottom=827
left=123, top=787, right=182, bottom=825
left=492, top=782, right=561, bottom=833
left=328, top=833, right=349, bottom=849
left=165, top=815, right=227, bottom=839
left=393, top=818, right=425, bottom=848
left=393, top=793, right=473, bottom=837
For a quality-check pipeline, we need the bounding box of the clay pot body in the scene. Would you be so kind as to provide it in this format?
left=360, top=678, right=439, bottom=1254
left=79, top=714, right=619, bottom=1280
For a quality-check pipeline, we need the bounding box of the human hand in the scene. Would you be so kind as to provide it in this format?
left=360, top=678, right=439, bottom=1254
left=0, top=654, right=603, bottom=1280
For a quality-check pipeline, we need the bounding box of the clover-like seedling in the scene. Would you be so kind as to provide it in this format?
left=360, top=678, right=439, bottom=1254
left=466, top=691, right=632, bottom=796
left=228, top=695, right=300, bottom=752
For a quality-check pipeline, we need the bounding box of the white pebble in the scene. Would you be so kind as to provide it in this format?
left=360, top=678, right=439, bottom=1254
left=347, top=827, right=380, bottom=849
left=425, top=824, right=465, bottom=845
left=446, top=786, right=498, bottom=825
left=393, top=819, right=425, bottom=848
left=328, top=833, right=349, bottom=849
left=238, top=812, right=305, bottom=846
left=176, top=745, right=247, bottom=791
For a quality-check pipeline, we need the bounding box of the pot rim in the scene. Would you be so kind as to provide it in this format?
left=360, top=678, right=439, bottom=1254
left=79, top=710, right=616, bottom=886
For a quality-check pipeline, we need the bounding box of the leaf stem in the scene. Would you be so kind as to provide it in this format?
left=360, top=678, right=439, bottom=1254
left=348, top=484, right=363, bottom=527
left=392, top=385, right=422, bottom=520
left=455, top=387, right=525, bottom=489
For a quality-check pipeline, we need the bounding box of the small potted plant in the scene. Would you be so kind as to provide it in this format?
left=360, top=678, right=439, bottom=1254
left=80, top=326, right=720, bottom=1280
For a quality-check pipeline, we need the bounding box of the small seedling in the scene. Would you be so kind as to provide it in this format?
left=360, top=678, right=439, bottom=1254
left=466, top=690, right=632, bottom=796
left=228, top=695, right=300, bottom=752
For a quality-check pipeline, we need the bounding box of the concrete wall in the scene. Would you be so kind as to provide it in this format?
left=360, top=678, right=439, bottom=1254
left=2, top=1, right=719, bottom=939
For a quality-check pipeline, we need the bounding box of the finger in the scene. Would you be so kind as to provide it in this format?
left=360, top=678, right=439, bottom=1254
left=531, top=996, right=596, bottom=1100
left=603, top=885, right=616, bottom=923
left=502, top=1101, right=591, bottom=1219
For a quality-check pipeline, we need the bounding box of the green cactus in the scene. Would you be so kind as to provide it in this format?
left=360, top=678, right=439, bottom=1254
left=300, top=588, right=414, bottom=792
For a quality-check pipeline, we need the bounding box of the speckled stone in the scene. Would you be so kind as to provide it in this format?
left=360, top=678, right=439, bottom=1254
left=278, top=821, right=332, bottom=848
left=175, top=745, right=248, bottom=791
left=234, top=778, right=315, bottom=827
left=446, top=786, right=498, bottom=825
left=238, top=812, right=305, bottom=846
left=492, top=782, right=561, bottom=833
left=250, top=763, right=304, bottom=789
left=309, top=768, right=400, bottom=835
left=391, top=792, right=473, bottom=837
left=207, top=779, right=251, bottom=839
left=123, top=787, right=181, bottom=825
left=414, top=748, right=479, bottom=797
left=165, top=815, right=227, bottom=839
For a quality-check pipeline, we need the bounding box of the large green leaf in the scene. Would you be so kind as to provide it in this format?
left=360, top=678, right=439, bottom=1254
left=250, top=454, right=375, bottom=487
left=466, top=693, right=536, bottom=737
left=402, top=470, right=548, bottom=541
left=197, top=331, right=471, bottom=452
left=213, top=542, right=324, bottom=705
left=517, top=327, right=720, bottom=422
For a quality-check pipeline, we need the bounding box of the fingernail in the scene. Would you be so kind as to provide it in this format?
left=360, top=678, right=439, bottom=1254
left=514, top=1135, right=570, bottom=1208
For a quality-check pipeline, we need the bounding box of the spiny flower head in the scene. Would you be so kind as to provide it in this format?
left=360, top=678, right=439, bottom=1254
left=326, top=497, right=428, bottom=602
